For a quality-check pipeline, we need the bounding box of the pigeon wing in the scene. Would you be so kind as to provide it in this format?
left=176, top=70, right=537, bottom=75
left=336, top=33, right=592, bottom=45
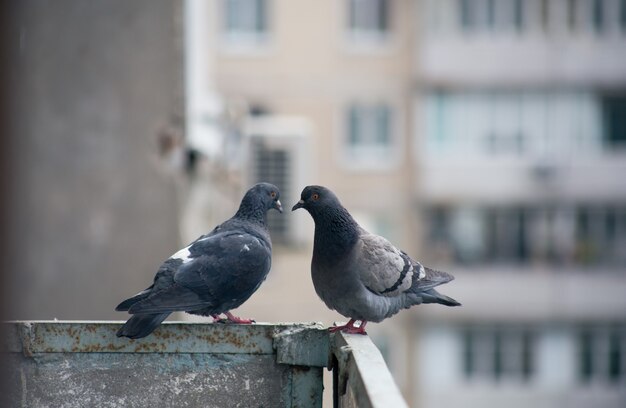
left=127, top=283, right=209, bottom=314
left=356, top=232, right=420, bottom=297
left=128, top=231, right=271, bottom=314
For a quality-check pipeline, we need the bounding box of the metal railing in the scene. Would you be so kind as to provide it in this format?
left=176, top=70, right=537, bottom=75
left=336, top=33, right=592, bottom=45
left=1, top=321, right=408, bottom=407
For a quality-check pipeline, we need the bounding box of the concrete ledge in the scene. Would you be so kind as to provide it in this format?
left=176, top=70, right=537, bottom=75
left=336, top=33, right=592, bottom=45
left=1, top=320, right=324, bottom=355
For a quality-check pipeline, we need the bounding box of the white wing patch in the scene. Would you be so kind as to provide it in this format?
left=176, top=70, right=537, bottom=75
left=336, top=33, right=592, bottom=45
left=171, top=246, right=193, bottom=264
left=242, top=244, right=250, bottom=252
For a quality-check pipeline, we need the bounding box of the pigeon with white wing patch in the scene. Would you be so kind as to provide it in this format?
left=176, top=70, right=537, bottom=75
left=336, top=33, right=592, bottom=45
left=115, top=182, right=283, bottom=339
left=292, top=185, right=460, bottom=334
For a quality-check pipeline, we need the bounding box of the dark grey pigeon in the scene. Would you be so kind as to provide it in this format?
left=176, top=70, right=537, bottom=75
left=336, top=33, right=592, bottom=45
left=292, top=185, right=460, bottom=334
left=116, top=182, right=282, bottom=339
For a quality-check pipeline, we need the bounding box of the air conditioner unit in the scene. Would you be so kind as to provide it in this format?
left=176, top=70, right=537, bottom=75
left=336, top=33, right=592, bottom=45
left=242, top=116, right=313, bottom=245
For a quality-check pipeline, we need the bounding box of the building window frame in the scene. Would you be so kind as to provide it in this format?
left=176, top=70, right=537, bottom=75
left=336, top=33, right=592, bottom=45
left=338, top=100, right=403, bottom=171
left=344, top=0, right=395, bottom=52
left=577, top=325, right=626, bottom=385
left=221, top=0, right=272, bottom=52
left=462, top=325, right=536, bottom=383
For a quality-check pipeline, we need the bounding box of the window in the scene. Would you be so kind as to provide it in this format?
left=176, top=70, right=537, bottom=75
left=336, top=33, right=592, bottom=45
left=602, top=96, right=626, bottom=148
left=592, top=0, right=605, bottom=33
left=346, top=0, right=390, bottom=43
left=223, top=0, right=269, bottom=46
left=425, top=91, right=606, bottom=158
left=578, top=325, right=626, bottom=385
left=486, top=207, right=529, bottom=263
left=574, top=206, right=626, bottom=265
left=513, top=0, right=523, bottom=31
left=567, top=0, right=578, bottom=32
left=425, top=205, right=626, bottom=266
left=462, top=325, right=535, bottom=382
left=343, top=103, right=397, bottom=169
left=459, top=0, right=474, bottom=31
left=540, top=0, right=549, bottom=32
left=458, top=0, right=524, bottom=33
left=566, top=0, right=611, bottom=34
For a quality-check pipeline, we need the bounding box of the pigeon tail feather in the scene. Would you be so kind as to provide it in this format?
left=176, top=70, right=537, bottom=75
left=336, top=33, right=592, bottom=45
left=115, top=289, right=152, bottom=311
left=116, top=313, right=169, bottom=339
left=421, top=288, right=461, bottom=307
left=411, top=267, right=456, bottom=292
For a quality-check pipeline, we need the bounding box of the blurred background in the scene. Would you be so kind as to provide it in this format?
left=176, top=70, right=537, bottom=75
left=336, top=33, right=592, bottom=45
left=2, top=0, right=626, bottom=407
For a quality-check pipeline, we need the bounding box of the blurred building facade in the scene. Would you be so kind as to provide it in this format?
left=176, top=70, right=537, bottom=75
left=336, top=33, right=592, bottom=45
left=180, top=0, right=421, bottom=397
left=5, top=0, right=625, bottom=406
left=189, top=0, right=626, bottom=407
left=157, top=0, right=626, bottom=407
left=413, top=0, right=626, bottom=407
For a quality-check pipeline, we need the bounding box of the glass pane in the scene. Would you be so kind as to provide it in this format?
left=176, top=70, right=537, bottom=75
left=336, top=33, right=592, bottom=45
left=513, top=0, right=523, bottom=31
left=487, top=0, right=495, bottom=30
left=349, top=0, right=357, bottom=29
left=602, top=96, right=626, bottom=146
left=522, top=330, right=533, bottom=380
left=256, top=0, right=266, bottom=32
left=463, top=329, right=475, bottom=378
left=349, top=0, right=388, bottom=32
left=225, top=0, right=266, bottom=34
left=609, top=329, right=621, bottom=382
left=460, top=0, right=473, bottom=31
left=378, top=0, right=389, bottom=31
left=348, top=105, right=360, bottom=146
left=376, top=105, right=390, bottom=145
left=579, top=330, right=593, bottom=383
left=493, top=330, right=503, bottom=381
left=567, top=0, right=577, bottom=32
left=540, top=0, right=549, bottom=31
left=592, top=0, right=604, bottom=33
left=226, top=0, right=239, bottom=30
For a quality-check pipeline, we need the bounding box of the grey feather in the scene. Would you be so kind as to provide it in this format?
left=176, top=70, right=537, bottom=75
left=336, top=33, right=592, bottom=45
left=293, top=185, right=460, bottom=328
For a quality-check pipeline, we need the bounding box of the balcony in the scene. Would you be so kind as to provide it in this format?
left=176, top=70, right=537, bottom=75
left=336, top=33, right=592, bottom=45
left=1, top=321, right=408, bottom=407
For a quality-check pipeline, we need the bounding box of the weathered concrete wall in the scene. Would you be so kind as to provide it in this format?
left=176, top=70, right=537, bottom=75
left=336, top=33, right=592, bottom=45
left=5, top=353, right=290, bottom=407
left=1, top=322, right=327, bottom=408
left=4, top=1, right=183, bottom=320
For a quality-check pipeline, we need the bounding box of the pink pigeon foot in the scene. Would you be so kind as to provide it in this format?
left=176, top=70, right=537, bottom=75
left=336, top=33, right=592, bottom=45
left=223, top=311, right=255, bottom=324
left=329, top=319, right=368, bottom=335
left=211, top=314, right=226, bottom=323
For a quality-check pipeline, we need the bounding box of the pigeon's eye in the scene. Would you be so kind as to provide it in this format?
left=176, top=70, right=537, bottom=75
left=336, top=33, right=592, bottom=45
left=270, top=191, right=277, bottom=199
left=312, top=193, right=320, bottom=201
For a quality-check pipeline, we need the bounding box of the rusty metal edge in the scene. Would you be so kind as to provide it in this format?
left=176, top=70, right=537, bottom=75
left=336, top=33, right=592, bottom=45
left=1, top=321, right=324, bottom=355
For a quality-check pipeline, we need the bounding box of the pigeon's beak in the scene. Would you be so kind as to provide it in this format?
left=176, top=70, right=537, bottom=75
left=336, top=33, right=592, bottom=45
left=292, top=200, right=304, bottom=211
left=274, top=200, right=283, bottom=213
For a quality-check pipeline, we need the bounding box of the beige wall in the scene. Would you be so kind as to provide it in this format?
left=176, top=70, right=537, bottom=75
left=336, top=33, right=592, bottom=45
left=210, top=0, right=419, bottom=248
